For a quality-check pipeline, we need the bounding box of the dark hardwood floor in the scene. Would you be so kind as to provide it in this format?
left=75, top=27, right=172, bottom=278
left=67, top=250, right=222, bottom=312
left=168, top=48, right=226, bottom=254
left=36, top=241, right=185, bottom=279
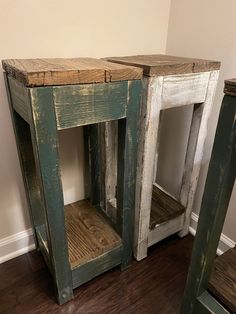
left=0, top=234, right=193, bottom=314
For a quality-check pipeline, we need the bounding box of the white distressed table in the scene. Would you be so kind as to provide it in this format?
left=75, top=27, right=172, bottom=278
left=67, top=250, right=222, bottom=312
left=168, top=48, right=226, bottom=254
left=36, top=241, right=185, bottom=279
left=104, top=55, right=220, bottom=260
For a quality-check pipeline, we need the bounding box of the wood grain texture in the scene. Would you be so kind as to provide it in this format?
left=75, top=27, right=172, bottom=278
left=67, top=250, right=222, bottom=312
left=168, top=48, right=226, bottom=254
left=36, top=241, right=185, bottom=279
left=2, top=58, right=142, bottom=86
left=224, top=78, right=236, bottom=96
left=105, top=54, right=220, bottom=77
left=53, top=81, right=127, bottom=129
left=65, top=200, right=121, bottom=269
left=208, top=248, right=236, bottom=313
left=150, top=185, right=185, bottom=229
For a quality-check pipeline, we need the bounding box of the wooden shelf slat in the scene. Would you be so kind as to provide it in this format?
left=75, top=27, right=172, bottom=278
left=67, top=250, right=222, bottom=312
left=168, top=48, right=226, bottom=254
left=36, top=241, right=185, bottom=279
left=208, top=248, right=236, bottom=313
left=150, top=185, right=185, bottom=229
left=65, top=200, right=121, bottom=269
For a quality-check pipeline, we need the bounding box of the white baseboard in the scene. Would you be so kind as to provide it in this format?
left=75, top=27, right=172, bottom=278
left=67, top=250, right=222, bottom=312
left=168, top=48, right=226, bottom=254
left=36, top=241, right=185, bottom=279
left=0, top=228, right=35, bottom=264
left=189, top=212, right=235, bottom=255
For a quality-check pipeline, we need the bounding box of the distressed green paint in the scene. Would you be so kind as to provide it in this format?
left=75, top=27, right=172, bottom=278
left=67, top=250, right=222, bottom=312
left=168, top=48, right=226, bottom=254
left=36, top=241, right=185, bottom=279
left=95, top=204, right=118, bottom=234
left=4, top=74, right=42, bottom=248
left=88, top=124, right=102, bottom=206
left=195, top=291, right=230, bottom=314
left=8, top=76, right=29, bottom=123
left=53, top=81, right=128, bottom=129
left=72, top=245, right=122, bottom=289
left=181, top=95, right=236, bottom=313
left=83, top=125, right=90, bottom=198
left=116, top=118, right=126, bottom=236
left=117, top=80, right=142, bottom=268
left=36, top=225, right=53, bottom=274
left=28, top=86, right=73, bottom=305
left=5, top=74, right=142, bottom=305
left=12, top=112, right=44, bottom=237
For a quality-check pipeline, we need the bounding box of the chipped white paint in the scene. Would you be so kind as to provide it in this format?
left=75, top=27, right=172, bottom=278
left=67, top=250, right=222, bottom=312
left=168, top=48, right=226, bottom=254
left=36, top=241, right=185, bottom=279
left=179, top=70, right=219, bottom=237
left=101, top=70, right=219, bottom=261
left=161, top=72, right=210, bottom=109
left=101, top=121, right=118, bottom=215
left=134, top=76, right=164, bottom=260
left=135, top=71, right=219, bottom=260
left=148, top=214, right=185, bottom=247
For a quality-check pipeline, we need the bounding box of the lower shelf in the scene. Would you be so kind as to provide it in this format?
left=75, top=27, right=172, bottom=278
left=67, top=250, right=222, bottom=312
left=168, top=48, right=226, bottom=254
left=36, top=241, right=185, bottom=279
left=65, top=199, right=122, bottom=270
left=208, top=248, right=236, bottom=313
left=150, top=184, right=185, bottom=230
left=148, top=213, right=184, bottom=247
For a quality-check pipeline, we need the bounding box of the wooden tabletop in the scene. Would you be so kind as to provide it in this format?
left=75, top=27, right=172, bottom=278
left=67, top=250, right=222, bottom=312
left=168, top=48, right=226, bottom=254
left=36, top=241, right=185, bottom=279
left=224, top=78, right=236, bottom=96
left=105, top=54, right=220, bottom=76
left=2, top=58, right=143, bottom=87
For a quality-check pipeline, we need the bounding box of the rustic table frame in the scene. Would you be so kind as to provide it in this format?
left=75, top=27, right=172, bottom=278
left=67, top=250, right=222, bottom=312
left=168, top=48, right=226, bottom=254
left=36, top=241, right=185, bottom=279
left=181, top=81, right=236, bottom=313
left=135, top=70, right=219, bottom=260
left=100, top=65, right=219, bottom=260
left=4, top=73, right=141, bottom=304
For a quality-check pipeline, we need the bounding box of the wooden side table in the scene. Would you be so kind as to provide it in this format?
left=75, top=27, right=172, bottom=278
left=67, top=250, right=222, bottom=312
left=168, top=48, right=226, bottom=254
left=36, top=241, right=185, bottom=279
left=3, top=58, right=142, bottom=304
left=104, top=55, right=220, bottom=260
left=181, top=79, right=236, bottom=313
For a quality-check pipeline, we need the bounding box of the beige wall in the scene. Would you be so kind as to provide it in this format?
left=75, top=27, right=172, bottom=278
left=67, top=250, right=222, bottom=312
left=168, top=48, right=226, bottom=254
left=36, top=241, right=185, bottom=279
left=0, top=0, right=171, bottom=243
left=166, top=0, right=236, bottom=242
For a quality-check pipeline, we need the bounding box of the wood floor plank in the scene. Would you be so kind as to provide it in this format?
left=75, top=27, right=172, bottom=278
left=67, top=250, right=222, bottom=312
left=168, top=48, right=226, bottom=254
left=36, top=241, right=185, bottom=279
left=0, top=254, right=31, bottom=292
left=0, top=234, right=193, bottom=314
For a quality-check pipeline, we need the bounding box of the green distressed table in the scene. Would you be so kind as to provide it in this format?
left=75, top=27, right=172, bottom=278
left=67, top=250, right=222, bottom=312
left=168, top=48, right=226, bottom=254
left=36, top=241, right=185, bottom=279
left=181, top=78, right=236, bottom=313
left=2, top=58, right=142, bottom=304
